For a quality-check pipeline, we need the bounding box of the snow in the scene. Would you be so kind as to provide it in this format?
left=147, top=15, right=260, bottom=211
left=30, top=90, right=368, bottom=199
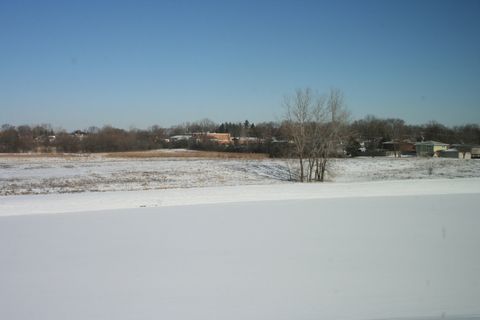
left=0, top=155, right=291, bottom=195
left=1, top=178, right=480, bottom=216
left=1, top=154, right=480, bottom=195
left=1, top=193, right=479, bottom=320
left=330, top=157, right=480, bottom=182
left=1, top=154, right=480, bottom=319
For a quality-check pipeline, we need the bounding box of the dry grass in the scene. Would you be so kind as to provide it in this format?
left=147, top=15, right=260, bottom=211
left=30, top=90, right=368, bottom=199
left=0, top=150, right=269, bottom=160
left=0, top=153, right=90, bottom=160
left=104, top=150, right=269, bottom=159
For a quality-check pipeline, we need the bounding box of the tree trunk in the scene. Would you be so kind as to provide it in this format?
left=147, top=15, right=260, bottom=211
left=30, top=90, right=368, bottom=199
left=320, top=158, right=327, bottom=182
left=299, top=157, right=304, bottom=182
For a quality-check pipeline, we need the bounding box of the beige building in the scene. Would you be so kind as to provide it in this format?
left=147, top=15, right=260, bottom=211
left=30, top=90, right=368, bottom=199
left=415, top=141, right=449, bottom=157
left=192, top=132, right=231, bottom=145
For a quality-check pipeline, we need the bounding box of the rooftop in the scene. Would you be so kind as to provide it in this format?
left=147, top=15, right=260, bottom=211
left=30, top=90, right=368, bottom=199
left=415, top=141, right=449, bottom=146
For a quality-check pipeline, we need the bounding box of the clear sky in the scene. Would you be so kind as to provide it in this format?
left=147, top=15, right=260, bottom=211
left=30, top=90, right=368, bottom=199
left=1, top=0, right=479, bottom=130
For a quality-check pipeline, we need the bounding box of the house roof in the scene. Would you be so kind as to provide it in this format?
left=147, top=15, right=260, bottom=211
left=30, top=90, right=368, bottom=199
left=451, top=144, right=480, bottom=148
left=382, top=140, right=414, bottom=145
left=170, top=135, right=191, bottom=140
left=415, top=140, right=449, bottom=146
left=441, top=148, right=458, bottom=152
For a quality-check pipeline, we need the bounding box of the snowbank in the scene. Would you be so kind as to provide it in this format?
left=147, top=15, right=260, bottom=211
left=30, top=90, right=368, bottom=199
left=1, top=178, right=480, bottom=216
left=1, top=193, right=479, bottom=320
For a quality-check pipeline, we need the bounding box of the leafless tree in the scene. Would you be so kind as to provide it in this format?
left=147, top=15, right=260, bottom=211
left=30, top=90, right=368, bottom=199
left=321, top=88, right=349, bottom=180
left=284, top=88, right=314, bottom=182
left=284, top=88, right=349, bottom=182
left=386, top=118, right=405, bottom=157
left=186, top=118, right=218, bottom=133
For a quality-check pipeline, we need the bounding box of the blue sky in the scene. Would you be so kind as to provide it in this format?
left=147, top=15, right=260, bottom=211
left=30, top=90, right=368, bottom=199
left=1, top=0, right=479, bottom=130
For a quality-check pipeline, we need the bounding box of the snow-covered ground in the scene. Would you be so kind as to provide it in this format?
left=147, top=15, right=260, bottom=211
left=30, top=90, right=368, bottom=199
left=1, top=153, right=479, bottom=195
left=1, top=153, right=480, bottom=319
left=1, top=178, right=480, bottom=216
left=0, top=154, right=290, bottom=195
left=1, top=190, right=479, bottom=320
left=331, top=156, right=480, bottom=182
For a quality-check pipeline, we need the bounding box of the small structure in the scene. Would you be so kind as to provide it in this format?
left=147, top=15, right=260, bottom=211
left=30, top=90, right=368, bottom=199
left=382, top=140, right=416, bottom=157
left=207, top=133, right=231, bottom=144
left=71, top=130, right=87, bottom=140
left=473, top=147, right=480, bottom=159
left=169, top=135, right=192, bottom=142
left=415, top=141, right=449, bottom=157
left=451, top=144, right=480, bottom=159
left=192, top=132, right=231, bottom=145
left=233, top=137, right=264, bottom=145
left=438, top=148, right=460, bottom=159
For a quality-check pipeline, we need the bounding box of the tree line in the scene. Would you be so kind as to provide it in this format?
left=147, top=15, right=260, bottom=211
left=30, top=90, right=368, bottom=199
left=0, top=122, right=288, bottom=155
left=1, top=105, right=479, bottom=157
left=347, top=117, right=480, bottom=156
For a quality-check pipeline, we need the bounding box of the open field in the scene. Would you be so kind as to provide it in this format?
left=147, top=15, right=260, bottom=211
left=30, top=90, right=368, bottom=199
left=105, top=149, right=269, bottom=159
left=2, top=178, right=479, bottom=216
left=2, top=153, right=479, bottom=319
left=1, top=150, right=480, bottom=195
left=0, top=149, right=269, bottom=159
left=1, top=189, right=479, bottom=320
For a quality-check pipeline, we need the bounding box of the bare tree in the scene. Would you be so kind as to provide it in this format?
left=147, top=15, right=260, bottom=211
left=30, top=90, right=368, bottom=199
left=284, top=88, right=349, bottom=182
left=186, top=118, right=218, bottom=133
left=284, top=88, right=314, bottom=182
left=319, top=88, right=349, bottom=180
left=386, top=118, right=405, bottom=157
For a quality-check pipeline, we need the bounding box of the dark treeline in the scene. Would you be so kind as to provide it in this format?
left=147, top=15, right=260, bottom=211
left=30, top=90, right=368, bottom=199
left=347, top=117, right=480, bottom=156
left=0, top=123, right=168, bottom=153
left=1, top=117, right=479, bottom=156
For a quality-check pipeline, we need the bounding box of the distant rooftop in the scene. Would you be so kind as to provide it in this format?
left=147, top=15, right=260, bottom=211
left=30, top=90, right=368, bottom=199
left=415, top=141, right=449, bottom=146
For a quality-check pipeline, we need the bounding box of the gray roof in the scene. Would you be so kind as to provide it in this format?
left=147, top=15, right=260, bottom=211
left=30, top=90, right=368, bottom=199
left=415, top=140, right=449, bottom=146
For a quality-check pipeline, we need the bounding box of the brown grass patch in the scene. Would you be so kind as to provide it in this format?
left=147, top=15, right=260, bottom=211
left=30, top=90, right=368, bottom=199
left=0, top=153, right=90, bottom=160
left=104, top=150, right=269, bottom=159
left=0, top=150, right=269, bottom=160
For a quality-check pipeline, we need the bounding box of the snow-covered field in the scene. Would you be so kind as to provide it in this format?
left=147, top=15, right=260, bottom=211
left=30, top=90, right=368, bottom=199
left=1, top=152, right=480, bottom=319
left=1, top=178, right=479, bottom=216
left=1, top=190, right=479, bottom=320
left=331, top=156, right=480, bottom=182
left=1, top=152, right=479, bottom=195
left=0, top=153, right=290, bottom=195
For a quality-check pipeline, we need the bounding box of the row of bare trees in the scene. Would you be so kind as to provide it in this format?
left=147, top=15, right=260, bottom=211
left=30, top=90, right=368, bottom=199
left=2, top=89, right=479, bottom=166
left=284, top=88, right=349, bottom=182
left=348, top=117, right=480, bottom=156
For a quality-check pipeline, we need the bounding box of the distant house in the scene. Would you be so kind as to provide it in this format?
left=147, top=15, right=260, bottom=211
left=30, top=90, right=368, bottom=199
left=415, top=141, right=449, bottom=157
left=169, top=134, right=192, bottom=142
left=473, top=146, right=480, bottom=159
left=207, top=133, right=231, bottom=144
left=71, top=130, right=87, bottom=140
left=192, top=132, right=231, bottom=145
left=450, top=144, right=480, bottom=159
left=438, top=148, right=460, bottom=159
left=232, top=136, right=264, bottom=145
left=382, top=140, right=416, bottom=157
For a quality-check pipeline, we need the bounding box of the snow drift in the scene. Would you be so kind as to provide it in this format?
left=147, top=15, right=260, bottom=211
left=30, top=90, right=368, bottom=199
left=1, top=191, right=479, bottom=320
